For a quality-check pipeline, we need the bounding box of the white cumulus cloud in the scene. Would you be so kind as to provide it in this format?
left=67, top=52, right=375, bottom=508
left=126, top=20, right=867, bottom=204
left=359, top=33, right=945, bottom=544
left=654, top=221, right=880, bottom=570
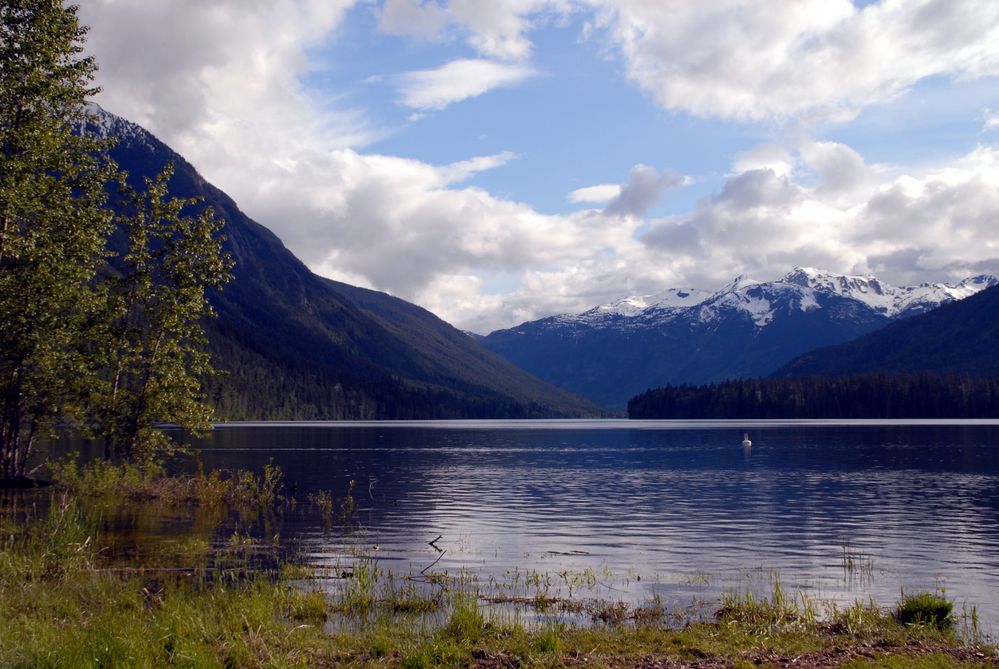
left=78, top=0, right=372, bottom=187
left=77, top=1, right=999, bottom=333
left=985, top=108, right=999, bottom=131
left=377, top=0, right=451, bottom=41
left=641, top=141, right=999, bottom=293
left=580, top=0, right=999, bottom=121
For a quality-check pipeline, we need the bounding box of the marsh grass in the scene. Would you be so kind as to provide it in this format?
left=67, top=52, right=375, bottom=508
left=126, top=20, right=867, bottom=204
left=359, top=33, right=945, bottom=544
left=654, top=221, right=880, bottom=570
left=0, top=490, right=994, bottom=668
left=49, top=458, right=287, bottom=508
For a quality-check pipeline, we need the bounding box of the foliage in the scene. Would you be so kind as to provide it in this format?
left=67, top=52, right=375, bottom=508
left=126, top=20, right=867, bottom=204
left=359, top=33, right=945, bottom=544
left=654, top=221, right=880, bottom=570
left=0, top=3, right=231, bottom=475
left=629, top=372, right=999, bottom=419
left=0, top=1, right=113, bottom=479
left=90, top=166, right=232, bottom=464
left=898, top=592, right=954, bottom=628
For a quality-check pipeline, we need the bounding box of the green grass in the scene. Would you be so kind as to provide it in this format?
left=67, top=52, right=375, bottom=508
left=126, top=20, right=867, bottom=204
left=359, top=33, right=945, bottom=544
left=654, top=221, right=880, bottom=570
left=0, top=491, right=994, bottom=668
left=48, top=458, right=288, bottom=508
left=898, top=592, right=955, bottom=628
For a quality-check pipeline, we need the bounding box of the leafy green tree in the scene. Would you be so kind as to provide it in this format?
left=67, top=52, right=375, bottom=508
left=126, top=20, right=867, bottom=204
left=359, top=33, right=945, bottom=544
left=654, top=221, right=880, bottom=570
left=0, top=1, right=113, bottom=480
left=91, top=166, right=232, bottom=464
left=1, top=2, right=232, bottom=478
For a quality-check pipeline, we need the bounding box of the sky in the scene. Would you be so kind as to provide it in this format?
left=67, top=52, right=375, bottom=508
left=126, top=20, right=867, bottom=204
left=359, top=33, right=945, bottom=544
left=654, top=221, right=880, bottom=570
left=78, top=0, right=999, bottom=333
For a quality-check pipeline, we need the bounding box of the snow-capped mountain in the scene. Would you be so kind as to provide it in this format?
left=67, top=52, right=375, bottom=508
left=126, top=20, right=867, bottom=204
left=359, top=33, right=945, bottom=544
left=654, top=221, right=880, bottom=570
left=480, top=268, right=997, bottom=409
left=554, top=267, right=996, bottom=330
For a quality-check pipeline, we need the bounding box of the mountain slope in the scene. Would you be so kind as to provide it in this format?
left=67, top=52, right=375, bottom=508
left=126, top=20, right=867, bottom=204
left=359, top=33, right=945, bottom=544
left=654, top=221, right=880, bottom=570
left=774, top=283, right=999, bottom=378
left=481, top=268, right=996, bottom=408
left=89, top=107, right=599, bottom=419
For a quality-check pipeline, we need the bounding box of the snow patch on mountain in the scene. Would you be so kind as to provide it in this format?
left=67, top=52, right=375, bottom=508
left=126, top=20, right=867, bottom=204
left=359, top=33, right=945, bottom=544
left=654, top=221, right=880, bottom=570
left=549, top=267, right=998, bottom=331
left=593, top=287, right=711, bottom=317
left=781, top=267, right=998, bottom=318
left=80, top=102, right=150, bottom=147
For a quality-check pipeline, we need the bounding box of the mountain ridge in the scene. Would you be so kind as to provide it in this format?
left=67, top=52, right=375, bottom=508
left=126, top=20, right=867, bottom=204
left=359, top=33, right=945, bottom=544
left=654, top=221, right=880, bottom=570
left=544, top=267, right=995, bottom=330
left=774, top=282, right=999, bottom=378
left=89, top=105, right=601, bottom=419
left=481, top=267, right=996, bottom=408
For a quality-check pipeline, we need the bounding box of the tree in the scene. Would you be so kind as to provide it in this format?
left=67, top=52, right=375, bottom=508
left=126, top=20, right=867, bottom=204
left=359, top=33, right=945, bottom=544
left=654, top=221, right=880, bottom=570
left=0, top=1, right=113, bottom=480
left=1, top=2, right=232, bottom=479
left=91, top=166, right=232, bottom=465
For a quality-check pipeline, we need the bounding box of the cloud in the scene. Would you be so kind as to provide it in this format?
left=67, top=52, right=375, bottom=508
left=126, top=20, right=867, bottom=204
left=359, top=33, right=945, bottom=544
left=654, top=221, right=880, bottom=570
left=797, top=137, right=877, bottom=198
left=212, top=144, right=648, bottom=330
left=640, top=142, right=999, bottom=293
left=78, top=0, right=373, bottom=185
left=985, top=108, right=999, bottom=131
left=568, top=183, right=621, bottom=204
left=732, top=144, right=794, bottom=178
left=377, top=0, right=451, bottom=41
left=77, top=2, right=999, bottom=333
left=446, top=0, right=552, bottom=60
left=604, top=164, right=685, bottom=217
left=396, top=59, right=539, bottom=110
left=376, top=0, right=572, bottom=61
left=441, top=151, right=518, bottom=183
left=582, top=0, right=999, bottom=121
left=377, top=1, right=999, bottom=122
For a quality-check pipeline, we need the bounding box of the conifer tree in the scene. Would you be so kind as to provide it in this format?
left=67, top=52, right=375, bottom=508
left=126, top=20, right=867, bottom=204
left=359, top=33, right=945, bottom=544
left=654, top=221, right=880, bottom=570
left=0, top=1, right=112, bottom=480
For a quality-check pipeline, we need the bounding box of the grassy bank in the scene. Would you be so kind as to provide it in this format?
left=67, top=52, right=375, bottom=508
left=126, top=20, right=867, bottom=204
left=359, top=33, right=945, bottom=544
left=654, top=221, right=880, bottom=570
left=0, top=479, right=995, bottom=667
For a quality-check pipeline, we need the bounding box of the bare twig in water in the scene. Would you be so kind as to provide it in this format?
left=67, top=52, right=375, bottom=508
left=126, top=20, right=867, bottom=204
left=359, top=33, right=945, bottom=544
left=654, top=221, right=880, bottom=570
left=420, top=549, right=446, bottom=575
left=428, top=534, right=443, bottom=552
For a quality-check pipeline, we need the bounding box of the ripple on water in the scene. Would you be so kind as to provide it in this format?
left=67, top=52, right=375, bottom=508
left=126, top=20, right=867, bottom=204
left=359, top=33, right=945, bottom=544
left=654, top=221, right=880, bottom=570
left=46, top=420, right=999, bottom=633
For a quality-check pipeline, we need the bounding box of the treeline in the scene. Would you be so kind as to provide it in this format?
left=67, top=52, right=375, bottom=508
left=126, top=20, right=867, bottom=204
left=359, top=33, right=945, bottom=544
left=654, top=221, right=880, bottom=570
left=203, top=324, right=560, bottom=421
left=628, top=372, right=999, bottom=419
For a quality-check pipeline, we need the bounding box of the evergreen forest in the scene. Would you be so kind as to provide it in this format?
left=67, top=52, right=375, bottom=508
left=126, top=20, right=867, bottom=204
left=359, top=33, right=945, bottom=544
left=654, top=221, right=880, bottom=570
left=628, top=372, right=999, bottom=419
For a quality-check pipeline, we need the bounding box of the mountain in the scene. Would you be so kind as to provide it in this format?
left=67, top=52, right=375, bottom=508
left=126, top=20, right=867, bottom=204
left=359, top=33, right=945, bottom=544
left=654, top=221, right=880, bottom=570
left=774, top=283, right=999, bottom=378
left=88, top=107, right=600, bottom=419
left=480, top=268, right=996, bottom=408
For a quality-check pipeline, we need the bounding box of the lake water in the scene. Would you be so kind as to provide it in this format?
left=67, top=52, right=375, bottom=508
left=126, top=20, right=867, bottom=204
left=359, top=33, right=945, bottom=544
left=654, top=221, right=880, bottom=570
left=44, top=420, right=999, bottom=629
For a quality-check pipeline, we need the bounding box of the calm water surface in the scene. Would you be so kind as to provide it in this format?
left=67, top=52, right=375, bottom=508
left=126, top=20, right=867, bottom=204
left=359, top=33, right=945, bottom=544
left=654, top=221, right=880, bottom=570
left=37, top=420, right=999, bottom=629
left=184, top=419, right=999, bottom=628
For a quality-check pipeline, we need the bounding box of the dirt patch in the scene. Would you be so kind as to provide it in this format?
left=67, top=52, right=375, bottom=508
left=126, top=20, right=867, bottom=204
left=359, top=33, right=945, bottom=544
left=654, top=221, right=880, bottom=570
left=472, top=640, right=998, bottom=668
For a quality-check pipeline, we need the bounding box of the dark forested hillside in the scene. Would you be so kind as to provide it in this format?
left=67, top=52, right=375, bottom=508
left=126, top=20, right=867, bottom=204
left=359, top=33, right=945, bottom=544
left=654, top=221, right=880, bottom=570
left=775, top=284, right=999, bottom=378
left=94, top=108, right=599, bottom=420
left=628, top=373, right=999, bottom=419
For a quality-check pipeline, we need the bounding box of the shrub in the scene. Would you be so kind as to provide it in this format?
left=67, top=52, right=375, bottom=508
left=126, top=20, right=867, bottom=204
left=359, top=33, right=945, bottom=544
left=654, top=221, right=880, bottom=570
left=896, top=592, right=953, bottom=628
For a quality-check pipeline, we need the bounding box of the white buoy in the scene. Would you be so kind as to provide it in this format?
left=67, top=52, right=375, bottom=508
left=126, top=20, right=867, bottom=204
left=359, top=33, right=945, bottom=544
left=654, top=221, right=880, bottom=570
left=742, top=433, right=752, bottom=447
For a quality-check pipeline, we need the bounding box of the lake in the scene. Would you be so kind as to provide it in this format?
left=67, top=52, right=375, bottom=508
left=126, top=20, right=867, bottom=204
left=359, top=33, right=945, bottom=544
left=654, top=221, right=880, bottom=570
left=46, top=420, right=999, bottom=630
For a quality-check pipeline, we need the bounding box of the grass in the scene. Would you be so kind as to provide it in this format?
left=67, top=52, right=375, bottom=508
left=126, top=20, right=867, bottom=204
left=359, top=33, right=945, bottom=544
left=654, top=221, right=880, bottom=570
left=48, top=457, right=288, bottom=508
left=898, top=591, right=955, bottom=628
left=0, top=482, right=995, bottom=668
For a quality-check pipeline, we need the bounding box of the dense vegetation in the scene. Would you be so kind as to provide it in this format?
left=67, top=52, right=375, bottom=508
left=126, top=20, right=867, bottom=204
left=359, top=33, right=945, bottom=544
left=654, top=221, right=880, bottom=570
left=0, top=1, right=229, bottom=479
left=628, top=372, right=999, bottom=419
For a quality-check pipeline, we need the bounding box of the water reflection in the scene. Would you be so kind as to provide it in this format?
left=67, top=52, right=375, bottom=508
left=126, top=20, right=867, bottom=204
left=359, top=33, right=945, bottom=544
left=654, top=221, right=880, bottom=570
left=34, top=421, right=999, bottom=630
